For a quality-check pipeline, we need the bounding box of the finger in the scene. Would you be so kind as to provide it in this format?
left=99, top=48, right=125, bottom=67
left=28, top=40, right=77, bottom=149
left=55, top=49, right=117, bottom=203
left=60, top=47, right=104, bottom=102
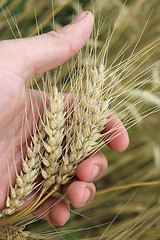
left=33, top=196, right=70, bottom=226
left=76, top=151, right=108, bottom=182
left=0, top=11, right=94, bottom=80
left=62, top=181, right=96, bottom=208
left=102, top=113, right=129, bottom=152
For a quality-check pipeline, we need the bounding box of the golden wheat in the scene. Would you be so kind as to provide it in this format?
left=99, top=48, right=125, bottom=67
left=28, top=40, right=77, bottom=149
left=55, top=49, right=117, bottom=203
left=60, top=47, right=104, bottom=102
left=0, top=62, right=110, bottom=218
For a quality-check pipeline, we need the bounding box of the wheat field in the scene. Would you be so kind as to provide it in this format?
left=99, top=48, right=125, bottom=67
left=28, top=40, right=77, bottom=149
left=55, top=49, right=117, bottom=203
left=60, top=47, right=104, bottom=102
left=0, top=0, right=160, bottom=239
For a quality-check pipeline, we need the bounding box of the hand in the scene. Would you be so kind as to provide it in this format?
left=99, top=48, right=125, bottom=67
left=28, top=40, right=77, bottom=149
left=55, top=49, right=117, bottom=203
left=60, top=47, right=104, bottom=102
left=0, top=12, right=129, bottom=226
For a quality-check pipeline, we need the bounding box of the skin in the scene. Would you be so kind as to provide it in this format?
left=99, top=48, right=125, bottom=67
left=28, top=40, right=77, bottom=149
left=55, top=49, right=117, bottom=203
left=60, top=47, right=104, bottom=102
left=0, top=12, right=129, bottom=226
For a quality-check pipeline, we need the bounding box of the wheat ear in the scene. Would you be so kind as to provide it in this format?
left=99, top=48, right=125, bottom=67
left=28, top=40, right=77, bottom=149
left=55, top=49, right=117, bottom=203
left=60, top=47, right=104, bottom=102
left=0, top=99, right=43, bottom=217
left=40, top=85, right=65, bottom=192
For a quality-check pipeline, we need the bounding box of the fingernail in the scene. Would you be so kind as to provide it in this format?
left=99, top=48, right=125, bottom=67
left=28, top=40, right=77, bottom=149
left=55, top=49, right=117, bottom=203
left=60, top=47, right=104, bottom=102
left=72, top=11, right=89, bottom=24
left=84, top=188, right=91, bottom=203
left=92, top=165, right=100, bottom=180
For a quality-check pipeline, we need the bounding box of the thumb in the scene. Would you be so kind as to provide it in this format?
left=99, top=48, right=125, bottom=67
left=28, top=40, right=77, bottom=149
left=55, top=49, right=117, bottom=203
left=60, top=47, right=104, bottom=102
left=0, top=11, right=94, bottom=80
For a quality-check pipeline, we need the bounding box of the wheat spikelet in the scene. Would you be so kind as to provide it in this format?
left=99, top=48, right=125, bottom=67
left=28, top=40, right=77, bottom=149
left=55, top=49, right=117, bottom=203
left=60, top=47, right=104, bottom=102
left=0, top=225, right=30, bottom=240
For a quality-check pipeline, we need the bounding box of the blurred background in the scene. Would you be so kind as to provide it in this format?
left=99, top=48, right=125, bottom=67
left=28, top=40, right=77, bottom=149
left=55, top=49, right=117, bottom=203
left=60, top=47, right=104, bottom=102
left=0, top=0, right=160, bottom=239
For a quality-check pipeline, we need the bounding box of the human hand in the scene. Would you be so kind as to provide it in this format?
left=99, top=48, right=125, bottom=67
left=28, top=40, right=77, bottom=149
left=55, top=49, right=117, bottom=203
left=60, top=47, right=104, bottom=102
left=0, top=12, right=129, bottom=226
